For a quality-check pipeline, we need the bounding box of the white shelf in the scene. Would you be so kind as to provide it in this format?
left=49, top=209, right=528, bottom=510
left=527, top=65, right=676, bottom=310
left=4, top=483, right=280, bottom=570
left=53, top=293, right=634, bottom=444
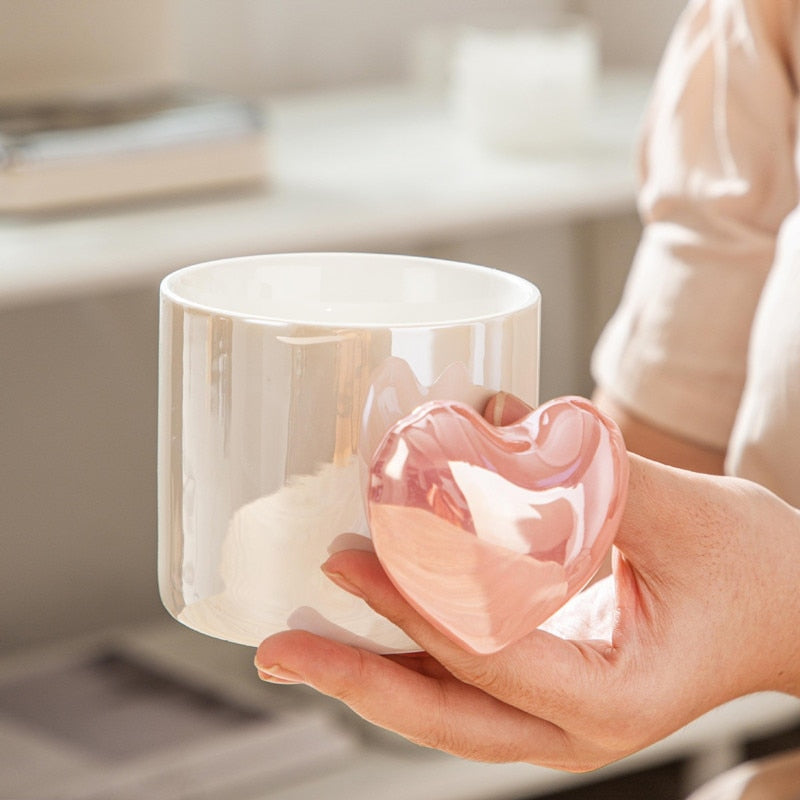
left=0, top=72, right=650, bottom=308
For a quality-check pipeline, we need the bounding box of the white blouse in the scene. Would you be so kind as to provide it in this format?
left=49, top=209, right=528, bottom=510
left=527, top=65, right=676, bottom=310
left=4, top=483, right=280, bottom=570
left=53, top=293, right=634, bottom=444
left=591, top=0, right=800, bottom=506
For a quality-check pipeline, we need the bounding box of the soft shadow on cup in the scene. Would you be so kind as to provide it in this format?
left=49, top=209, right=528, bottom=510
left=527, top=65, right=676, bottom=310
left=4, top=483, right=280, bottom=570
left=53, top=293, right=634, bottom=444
left=158, top=252, right=540, bottom=652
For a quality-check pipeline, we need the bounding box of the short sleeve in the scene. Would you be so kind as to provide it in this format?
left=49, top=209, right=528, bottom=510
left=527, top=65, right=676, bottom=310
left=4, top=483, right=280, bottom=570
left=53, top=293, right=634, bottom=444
left=591, top=0, right=798, bottom=449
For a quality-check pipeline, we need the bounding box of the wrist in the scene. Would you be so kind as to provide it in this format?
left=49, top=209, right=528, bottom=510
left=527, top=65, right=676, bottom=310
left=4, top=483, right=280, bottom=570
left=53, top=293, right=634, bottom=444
left=592, top=389, right=726, bottom=474
left=745, top=484, right=800, bottom=697
left=706, top=476, right=800, bottom=699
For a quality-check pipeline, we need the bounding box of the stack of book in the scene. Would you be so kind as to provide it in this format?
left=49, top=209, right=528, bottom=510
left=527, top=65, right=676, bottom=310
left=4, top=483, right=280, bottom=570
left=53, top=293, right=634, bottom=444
left=0, top=88, right=269, bottom=213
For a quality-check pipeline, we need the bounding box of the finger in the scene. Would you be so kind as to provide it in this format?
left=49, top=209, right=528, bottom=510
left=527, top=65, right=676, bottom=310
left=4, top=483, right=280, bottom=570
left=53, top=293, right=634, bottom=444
left=612, top=453, right=664, bottom=562
left=322, top=549, right=617, bottom=727
left=255, top=629, right=579, bottom=767
left=384, top=651, right=454, bottom=680
left=321, top=549, right=485, bottom=669
left=483, top=392, right=533, bottom=426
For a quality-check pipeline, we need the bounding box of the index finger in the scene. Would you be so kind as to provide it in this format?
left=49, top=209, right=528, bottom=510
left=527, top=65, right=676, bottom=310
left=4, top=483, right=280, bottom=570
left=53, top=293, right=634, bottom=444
left=255, top=627, right=579, bottom=765
left=318, top=549, right=616, bottom=728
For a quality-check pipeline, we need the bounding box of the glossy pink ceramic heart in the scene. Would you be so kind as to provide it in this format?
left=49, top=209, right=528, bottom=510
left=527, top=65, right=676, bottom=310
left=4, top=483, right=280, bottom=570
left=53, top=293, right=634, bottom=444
left=367, top=396, right=628, bottom=654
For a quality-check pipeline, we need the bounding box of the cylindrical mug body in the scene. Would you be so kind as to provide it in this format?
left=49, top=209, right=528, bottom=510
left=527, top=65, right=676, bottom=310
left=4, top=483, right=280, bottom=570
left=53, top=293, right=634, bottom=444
left=158, top=252, right=540, bottom=652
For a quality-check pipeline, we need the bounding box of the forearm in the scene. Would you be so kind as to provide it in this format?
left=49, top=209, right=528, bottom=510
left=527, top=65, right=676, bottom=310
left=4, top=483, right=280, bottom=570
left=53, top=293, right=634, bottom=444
left=727, top=475, right=800, bottom=697
left=593, top=388, right=726, bottom=475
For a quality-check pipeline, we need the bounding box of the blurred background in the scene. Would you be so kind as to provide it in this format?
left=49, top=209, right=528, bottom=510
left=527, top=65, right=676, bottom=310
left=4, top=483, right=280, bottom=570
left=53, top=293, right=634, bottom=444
left=2, top=2, right=799, bottom=799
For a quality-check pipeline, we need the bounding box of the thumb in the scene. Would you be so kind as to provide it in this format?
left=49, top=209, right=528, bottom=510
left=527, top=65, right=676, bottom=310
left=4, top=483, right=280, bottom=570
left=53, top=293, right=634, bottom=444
left=610, top=453, right=701, bottom=586
left=483, top=392, right=534, bottom=426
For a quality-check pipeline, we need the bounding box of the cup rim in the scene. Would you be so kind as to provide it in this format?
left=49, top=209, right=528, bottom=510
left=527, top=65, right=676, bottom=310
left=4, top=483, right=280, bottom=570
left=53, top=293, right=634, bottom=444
left=160, top=252, right=540, bottom=329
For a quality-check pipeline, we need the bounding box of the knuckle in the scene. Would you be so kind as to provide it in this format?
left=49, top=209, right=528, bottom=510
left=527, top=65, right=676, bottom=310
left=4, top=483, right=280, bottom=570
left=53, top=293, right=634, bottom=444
left=427, top=719, right=520, bottom=764
left=425, top=723, right=463, bottom=758
left=329, top=647, right=373, bottom=704
left=415, top=683, right=464, bottom=756
left=447, top=655, right=507, bottom=695
left=420, top=679, right=522, bottom=763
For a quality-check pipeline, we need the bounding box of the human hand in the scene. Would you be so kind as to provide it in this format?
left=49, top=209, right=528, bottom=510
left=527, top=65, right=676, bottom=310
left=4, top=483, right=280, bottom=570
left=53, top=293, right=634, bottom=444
left=255, top=395, right=800, bottom=771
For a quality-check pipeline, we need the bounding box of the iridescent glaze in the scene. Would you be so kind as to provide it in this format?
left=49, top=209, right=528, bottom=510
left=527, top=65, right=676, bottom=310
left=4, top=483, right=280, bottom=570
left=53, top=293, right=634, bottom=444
left=368, top=396, right=628, bottom=654
left=158, top=253, right=540, bottom=652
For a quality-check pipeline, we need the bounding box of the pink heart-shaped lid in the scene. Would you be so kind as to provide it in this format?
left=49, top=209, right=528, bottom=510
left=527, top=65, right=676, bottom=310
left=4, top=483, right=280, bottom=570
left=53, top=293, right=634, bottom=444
left=367, top=396, right=628, bottom=654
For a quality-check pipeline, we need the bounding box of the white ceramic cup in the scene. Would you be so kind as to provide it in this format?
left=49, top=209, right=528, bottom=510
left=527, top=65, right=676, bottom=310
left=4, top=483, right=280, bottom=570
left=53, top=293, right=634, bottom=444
left=158, top=253, right=540, bottom=652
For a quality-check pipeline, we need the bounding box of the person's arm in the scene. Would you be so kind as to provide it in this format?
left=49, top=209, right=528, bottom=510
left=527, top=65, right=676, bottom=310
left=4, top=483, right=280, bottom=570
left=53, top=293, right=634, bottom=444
left=592, top=388, right=725, bottom=474
left=590, top=0, right=797, bottom=461
left=254, top=452, right=800, bottom=770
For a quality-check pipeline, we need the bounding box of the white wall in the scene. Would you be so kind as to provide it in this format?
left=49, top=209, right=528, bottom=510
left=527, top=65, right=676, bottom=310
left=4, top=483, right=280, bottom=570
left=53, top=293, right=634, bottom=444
left=176, top=0, right=568, bottom=95
left=574, top=0, right=686, bottom=69
left=176, top=0, right=687, bottom=96
left=0, top=289, right=163, bottom=649
left=0, top=0, right=685, bottom=103
left=0, top=0, right=180, bottom=102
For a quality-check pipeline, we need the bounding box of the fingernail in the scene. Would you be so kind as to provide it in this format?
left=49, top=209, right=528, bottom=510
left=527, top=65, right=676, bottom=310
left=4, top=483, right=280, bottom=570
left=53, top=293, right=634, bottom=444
left=255, top=663, right=305, bottom=684
left=321, top=563, right=365, bottom=599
